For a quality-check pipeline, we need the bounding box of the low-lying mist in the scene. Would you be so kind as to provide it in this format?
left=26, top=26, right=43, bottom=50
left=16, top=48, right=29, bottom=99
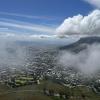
left=0, top=36, right=74, bottom=71
left=0, top=38, right=27, bottom=69
left=58, top=43, right=100, bottom=75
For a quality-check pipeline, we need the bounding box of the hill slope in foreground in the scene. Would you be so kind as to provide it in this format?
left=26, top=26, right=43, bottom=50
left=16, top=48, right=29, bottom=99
left=0, top=80, right=100, bottom=100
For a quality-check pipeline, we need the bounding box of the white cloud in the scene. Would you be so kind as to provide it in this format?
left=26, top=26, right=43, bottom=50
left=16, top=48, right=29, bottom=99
left=56, top=10, right=100, bottom=36
left=84, top=0, right=100, bottom=8
left=0, top=12, right=55, bottom=20
left=0, top=18, right=57, bottom=40
left=0, top=31, right=58, bottom=41
left=0, top=21, right=54, bottom=33
left=0, top=18, right=56, bottom=39
left=58, top=44, right=100, bottom=74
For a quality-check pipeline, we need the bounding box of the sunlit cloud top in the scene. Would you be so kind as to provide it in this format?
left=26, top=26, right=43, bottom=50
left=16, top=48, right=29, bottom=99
left=56, top=10, right=100, bottom=36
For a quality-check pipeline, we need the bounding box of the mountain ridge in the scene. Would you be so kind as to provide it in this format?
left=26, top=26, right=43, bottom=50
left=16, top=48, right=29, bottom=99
left=60, top=36, right=100, bottom=52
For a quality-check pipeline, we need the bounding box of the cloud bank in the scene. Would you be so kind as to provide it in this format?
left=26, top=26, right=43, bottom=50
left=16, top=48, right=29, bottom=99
left=58, top=44, right=100, bottom=75
left=56, top=10, right=100, bottom=36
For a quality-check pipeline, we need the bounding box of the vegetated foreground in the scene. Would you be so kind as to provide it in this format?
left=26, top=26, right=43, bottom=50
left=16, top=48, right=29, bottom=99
left=0, top=80, right=100, bottom=100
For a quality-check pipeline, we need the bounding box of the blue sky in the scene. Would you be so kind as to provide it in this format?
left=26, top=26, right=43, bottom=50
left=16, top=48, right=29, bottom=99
left=0, top=0, right=96, bottom=37
left=0, top=0, right=94, bottom=22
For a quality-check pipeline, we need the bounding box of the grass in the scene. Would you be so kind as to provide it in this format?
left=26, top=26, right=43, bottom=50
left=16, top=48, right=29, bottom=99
left=0, top=93, right=53, bottom=100
left=0, top=81, right=100, bottom=100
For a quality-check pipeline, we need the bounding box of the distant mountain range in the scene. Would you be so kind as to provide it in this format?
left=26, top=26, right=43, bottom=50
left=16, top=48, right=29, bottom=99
left=60, top=36, right=100, bottom=53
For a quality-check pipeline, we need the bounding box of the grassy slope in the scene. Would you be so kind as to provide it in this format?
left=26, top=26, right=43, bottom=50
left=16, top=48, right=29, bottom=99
left=0, top=81, right=100, bottom=100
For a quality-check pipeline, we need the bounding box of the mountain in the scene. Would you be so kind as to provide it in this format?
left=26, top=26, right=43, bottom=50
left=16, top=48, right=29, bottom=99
left=60, top=36, right=100, bottom=53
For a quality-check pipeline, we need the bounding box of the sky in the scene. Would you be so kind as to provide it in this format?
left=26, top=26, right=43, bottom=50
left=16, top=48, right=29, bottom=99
left=0, top=0, right=97, bottom=38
